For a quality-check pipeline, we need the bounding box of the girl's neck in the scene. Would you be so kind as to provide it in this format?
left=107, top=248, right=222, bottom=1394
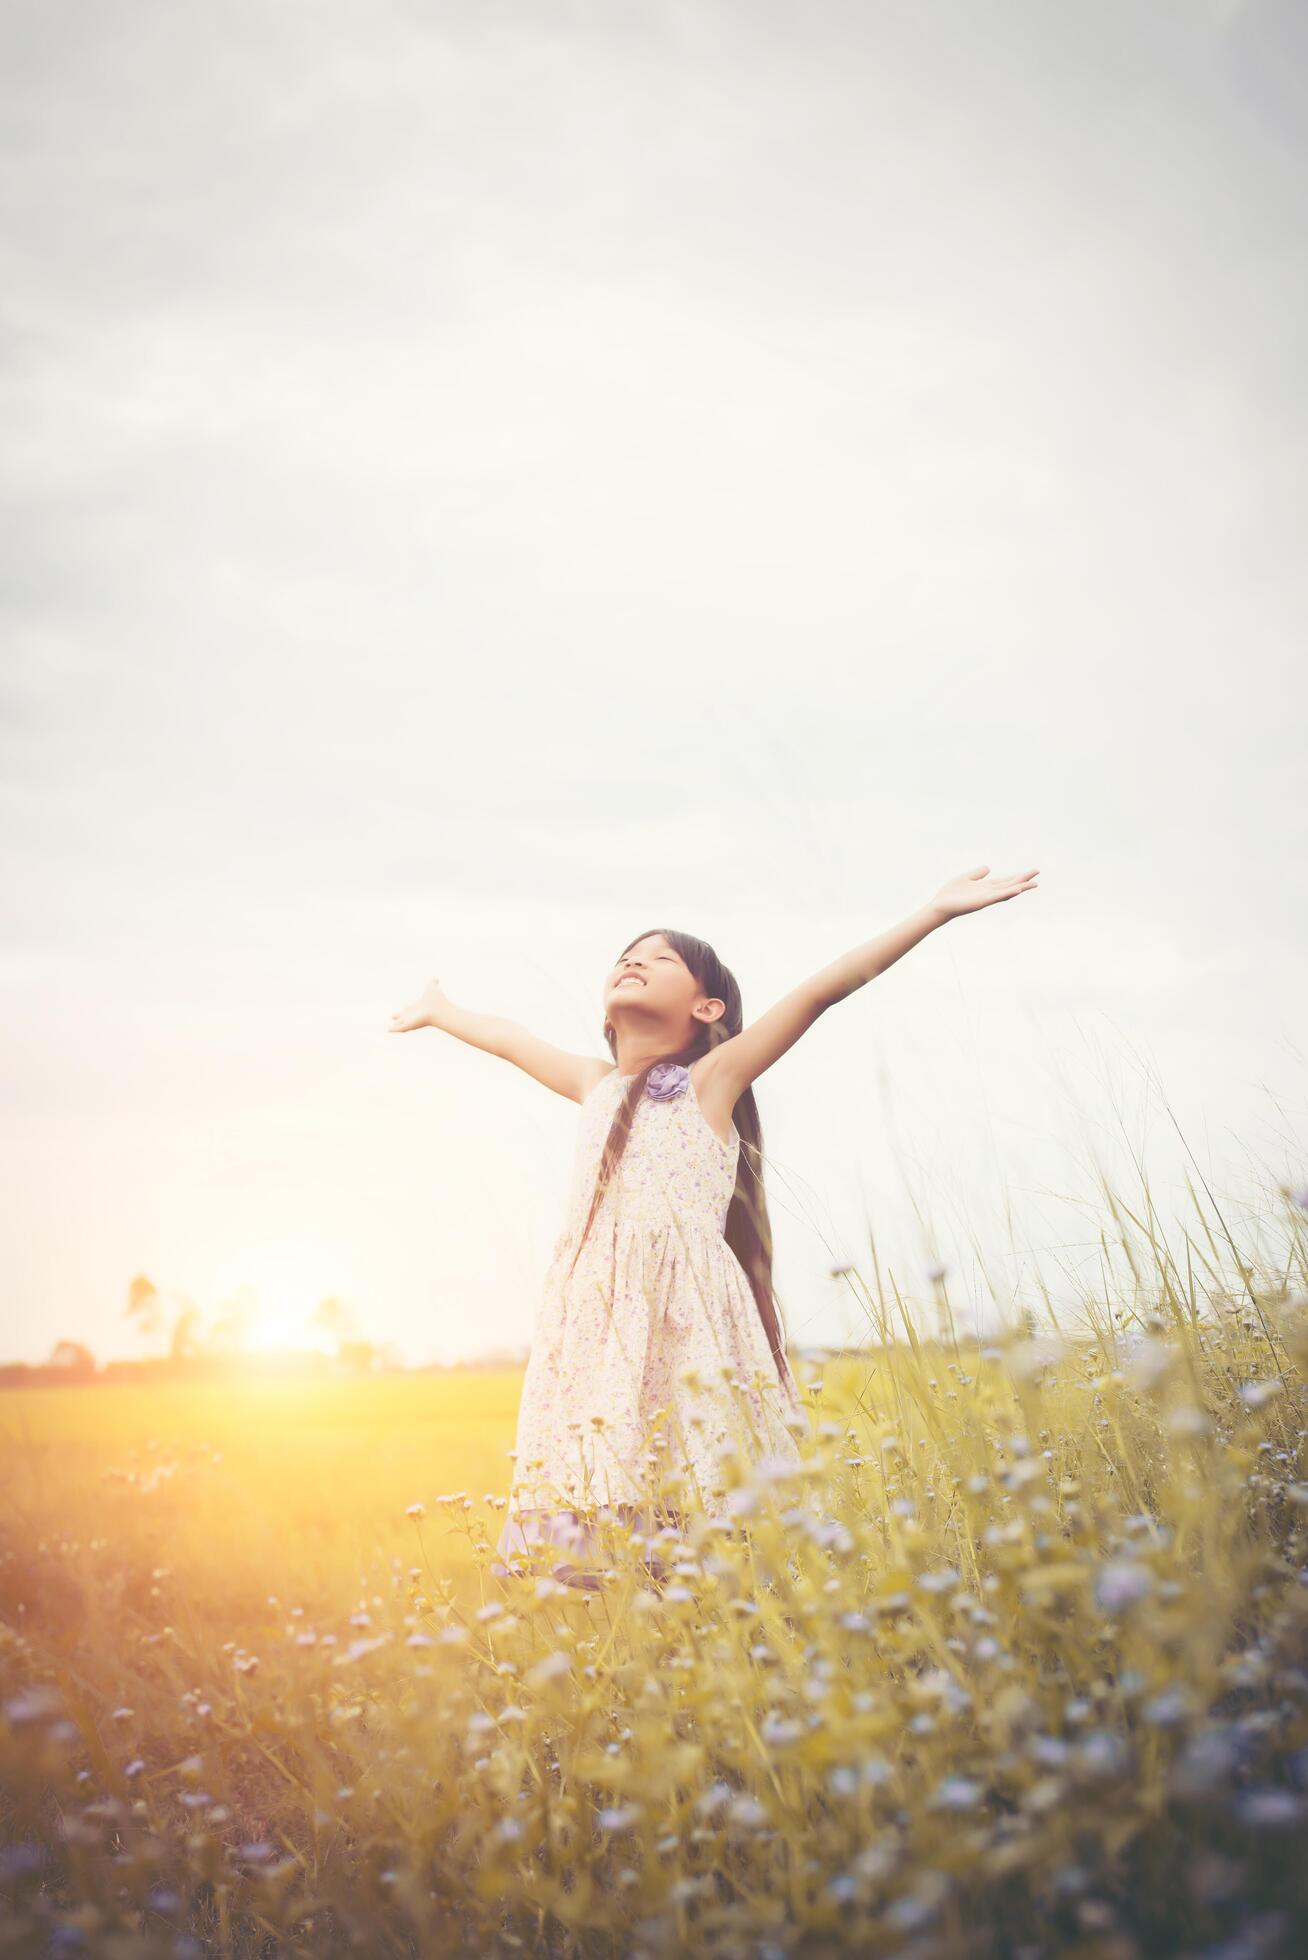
left=613, top=1049, right=676, bottom=1078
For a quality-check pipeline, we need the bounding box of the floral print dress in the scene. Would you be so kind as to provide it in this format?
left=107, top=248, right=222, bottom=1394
left=492, top=1062, right=806, bottom=1579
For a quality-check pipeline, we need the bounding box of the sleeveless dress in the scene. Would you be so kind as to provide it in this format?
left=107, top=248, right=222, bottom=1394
left=491, top=1063, right=806, bottom=1581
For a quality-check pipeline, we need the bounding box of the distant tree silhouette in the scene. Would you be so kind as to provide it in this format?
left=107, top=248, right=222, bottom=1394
left=208, top=1290, right=256, bottom=1352
left=125, top=1273, right=162, bottom=1342
left=124, top=1273, right=208, bottom=1361
left=47, top=1340, right=96, bottom=1377
left=170, top=1300, right=204, bottom=1361
left=310, top=1295, right=354, bottom=1342
left=338, top=1338, right=377, bottom=1374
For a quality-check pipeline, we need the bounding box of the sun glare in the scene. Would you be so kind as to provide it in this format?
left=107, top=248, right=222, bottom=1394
left=208, top=1244, right=350, bottom=1355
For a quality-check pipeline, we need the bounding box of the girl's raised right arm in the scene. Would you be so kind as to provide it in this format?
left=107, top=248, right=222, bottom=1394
left=388, top=976, right=607, bottom=1104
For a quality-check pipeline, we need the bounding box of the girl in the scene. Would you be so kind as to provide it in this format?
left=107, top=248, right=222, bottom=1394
left=389, top=864, right=1038, bottom=1588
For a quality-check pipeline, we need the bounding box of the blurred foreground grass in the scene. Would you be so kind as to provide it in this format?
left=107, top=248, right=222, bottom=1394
left=4, top=1174, right=1308, bottom=1957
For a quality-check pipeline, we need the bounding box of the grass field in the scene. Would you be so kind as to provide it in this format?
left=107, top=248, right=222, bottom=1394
left=4, top=1178, right=1308, bottom=1957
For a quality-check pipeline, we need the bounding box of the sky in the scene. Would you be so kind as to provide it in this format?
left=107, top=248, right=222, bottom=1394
left=2, top=0, right=1305, bottom=1371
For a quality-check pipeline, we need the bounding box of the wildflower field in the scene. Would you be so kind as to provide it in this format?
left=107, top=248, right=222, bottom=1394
left=4, top=1185, right=1308, bottom=1957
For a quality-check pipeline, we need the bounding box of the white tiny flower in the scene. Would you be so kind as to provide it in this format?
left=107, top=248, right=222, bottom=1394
left=597, top=1803, right=642, bottom=1832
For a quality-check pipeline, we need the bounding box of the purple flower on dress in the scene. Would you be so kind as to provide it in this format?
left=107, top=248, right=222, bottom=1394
left=645, top=1061, right=690, bottom=1101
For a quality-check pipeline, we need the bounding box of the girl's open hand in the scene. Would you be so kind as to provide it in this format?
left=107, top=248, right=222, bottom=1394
left=930, top=864, right=1039, bottom=922
left=388, top=976, right=449, bottom=1034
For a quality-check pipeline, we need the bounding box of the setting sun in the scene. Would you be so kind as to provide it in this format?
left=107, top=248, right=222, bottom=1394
left=208, top=1243, right=352, bottom=1355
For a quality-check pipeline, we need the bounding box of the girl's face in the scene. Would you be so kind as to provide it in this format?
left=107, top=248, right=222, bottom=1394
left=604, top=935, right=724, bottom=1036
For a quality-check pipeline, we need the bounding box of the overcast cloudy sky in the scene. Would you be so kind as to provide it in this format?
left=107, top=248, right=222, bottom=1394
left=2, top=0, right=1304, bottom=1370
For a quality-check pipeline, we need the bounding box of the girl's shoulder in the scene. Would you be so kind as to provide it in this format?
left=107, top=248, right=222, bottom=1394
left=578, top=1060, right=618, bottom=1103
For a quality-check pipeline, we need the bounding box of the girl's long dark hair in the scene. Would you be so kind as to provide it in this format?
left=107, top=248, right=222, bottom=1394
left=566, top=927, right=799, bottom=1400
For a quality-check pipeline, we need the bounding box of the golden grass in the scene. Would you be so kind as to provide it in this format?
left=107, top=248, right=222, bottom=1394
left=4, top=1174, right=1308, bottom=1956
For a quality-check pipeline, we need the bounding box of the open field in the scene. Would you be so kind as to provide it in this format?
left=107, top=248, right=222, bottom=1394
left=4, top=1186, right=1308, bottom=1957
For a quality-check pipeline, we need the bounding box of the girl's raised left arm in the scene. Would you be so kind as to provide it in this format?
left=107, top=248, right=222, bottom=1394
left=706, top=864, right=1039, bottom=1102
